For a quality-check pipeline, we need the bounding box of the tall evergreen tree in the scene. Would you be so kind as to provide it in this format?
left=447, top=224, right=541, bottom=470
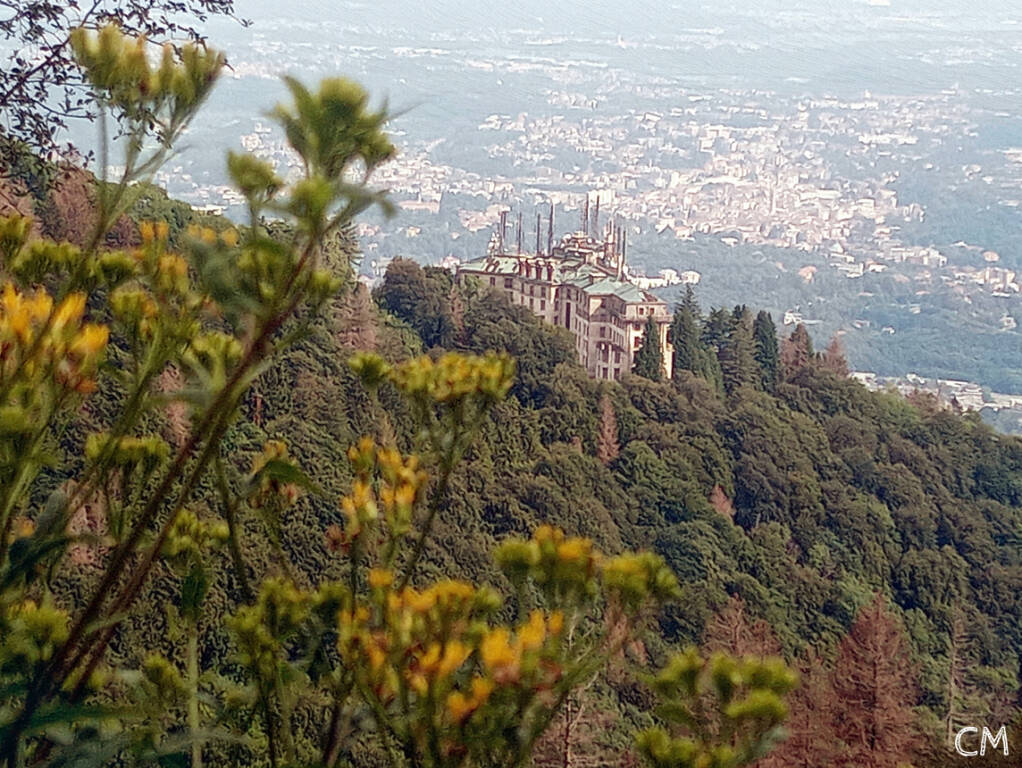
left=670, top=287, right=704, bottom=377
left=719, top=309, right=757, bottom=394
left=702, top=307, right=732, bottom=353
left=753, top=310, right=780, bottom=391
left=632, top=314, right=663, bottom=381
left=830, top=595, right=922, bottom=768
left=596, top=392, right=620, bottom=465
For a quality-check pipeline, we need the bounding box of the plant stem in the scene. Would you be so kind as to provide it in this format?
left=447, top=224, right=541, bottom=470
left=188, top=618, right=203, bottom=768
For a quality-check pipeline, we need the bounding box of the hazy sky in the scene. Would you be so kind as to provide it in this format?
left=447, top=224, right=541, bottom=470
left=232, top=0, right=1022, bottom=32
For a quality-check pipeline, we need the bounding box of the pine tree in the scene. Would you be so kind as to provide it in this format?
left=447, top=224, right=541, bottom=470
left=702, top=595, right=782, bottom=657
left=780, top=323, right=814, bottom=379
left=752, top=311, right=780, bottom=391
left=596, top=392, right=620, bottom=465
left=670, top=286, right=704, bottom=376
left=719, top=309, right=757, bottom=395
left=335, top=282, right=378, bottom=351
left=632, top=314, right=663, bottom=381
left=449, top=281, right=466, bottom=345
left=702, top=307, right=732, bottom=352
left=821, top=334, right=850, bottom=377
left=767, top=650, right=839, bottom=768
left=829, top=595, right=922, bottom=768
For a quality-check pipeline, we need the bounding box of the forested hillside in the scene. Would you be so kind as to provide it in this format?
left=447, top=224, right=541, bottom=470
left=4, top=145, right=1020, bottom=764
left=368, top=259, right=1022, bottom=764
left=0, top=25, right=1019, bottom=763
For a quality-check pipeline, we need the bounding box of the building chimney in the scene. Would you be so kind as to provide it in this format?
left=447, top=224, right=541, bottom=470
left=582, top=196, right=589, bottom=235
left=548, top=203, right=554, bottom=254
left=516, top=211, right=522, bottom=254
left=499, top=210, right=507, bottom=252
left=593, top=197, right=600, bottom=236
left=536, top=212, right=541, bottom=254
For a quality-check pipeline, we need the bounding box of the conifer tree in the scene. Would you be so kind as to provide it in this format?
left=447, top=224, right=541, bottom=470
left=633, top=314, right=663, bottom=381
left=702, top=595, right=782, bottom=657
left=702, top=307, right=732, bottom=353
left=597, top=392, right=620, bottom=465
left=821, top=334, right=850, bottom=377
left=670, top=286, right=704, bottom=376
left=767, top=651, right=839, bottom=768
left=780, top=323, right=814, bottom=379
left=449, top=281, right=466, bottom=344
left=335, top=281, right=377, bottom=351
left=719, top=309, right=757, bottom=394
left=829, top=595, right=922, bottom=768
left=753, top=310, right=780, bottom=391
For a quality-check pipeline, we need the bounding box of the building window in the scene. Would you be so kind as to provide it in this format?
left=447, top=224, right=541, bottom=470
left=504, top=278, right=513, bottom=288
left=614, top=351, right=621, bottom=364
left=540, top=300, right=546, bottom=310
left=489, top=277, right=496, bottom=286
left=599, top=326, right=606, bottom=338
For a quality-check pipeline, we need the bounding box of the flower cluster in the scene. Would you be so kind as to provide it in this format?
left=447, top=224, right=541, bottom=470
left=228, top=577, right=312, bottom=681
left=246, top=440, right=304, bottom=509
left=0, top=282, right=109, bottom=403
left=70, top=25, right=224, bottom=128
left=636, top=648, right=798, bottom=768
left=328, top=437, right=428, bottom=552
left=162, top=509, right=229, bottom=561
left=84, top=432, right=170, bottom=471
left=335, top=572, right=572, bottom=766
left=0, top=599, right=71, bottom=675
left=388, top=352, right=515, bottom=406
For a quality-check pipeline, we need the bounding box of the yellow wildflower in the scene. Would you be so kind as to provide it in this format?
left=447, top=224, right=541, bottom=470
left=437, top=640, right=470, bottom=679
left=548, top=611, right=564, bottom=636
left=71, top=324, right=109, bottom=359
left=480, top=628, right=516, bottom=672
left=556, top=537, right=592, bottom=564
left=447, top=691, right=474, bottom=723
left=53, top=293, right=86, bottom=330
left=519, top=610, right=546, bottom=652
left=368, top=568, right=394, bottom=590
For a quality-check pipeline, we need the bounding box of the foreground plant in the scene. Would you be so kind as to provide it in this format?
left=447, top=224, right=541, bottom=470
left=0, top=23, right=393, bottom=766
left=636, top=647, right=797, bottom=768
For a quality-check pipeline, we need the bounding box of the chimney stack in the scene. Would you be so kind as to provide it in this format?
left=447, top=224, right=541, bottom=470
left=499, top=210, right=507, bottom=252
left=536, top=212, right=541, bottom=254
left=582, top=196, right=589, bottom=235
left=516, top=211, right=522, bottom=254
left=548, top=203, right=554, bottom=255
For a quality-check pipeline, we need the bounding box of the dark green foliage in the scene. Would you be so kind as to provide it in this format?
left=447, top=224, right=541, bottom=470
left=374, top=257, right=456, bottom=348
left=753, top=310, right=780, bottom=392
left=719, top=308, right=758, bottom=395
left=633, top=314, right=663, bottom=381
left=669, top=286, right=721, bottom=390
left=41, top=243, right=1022, bottom=759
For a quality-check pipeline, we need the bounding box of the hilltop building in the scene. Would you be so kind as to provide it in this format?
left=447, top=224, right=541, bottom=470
left=456, top=205, right=673, bottom=381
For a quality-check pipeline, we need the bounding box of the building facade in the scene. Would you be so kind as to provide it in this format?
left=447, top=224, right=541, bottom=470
left=457, top=225, right=673, bottom=381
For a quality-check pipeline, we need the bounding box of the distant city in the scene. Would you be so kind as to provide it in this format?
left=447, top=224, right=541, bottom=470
left=99, top=0, right=1022, bottom=424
